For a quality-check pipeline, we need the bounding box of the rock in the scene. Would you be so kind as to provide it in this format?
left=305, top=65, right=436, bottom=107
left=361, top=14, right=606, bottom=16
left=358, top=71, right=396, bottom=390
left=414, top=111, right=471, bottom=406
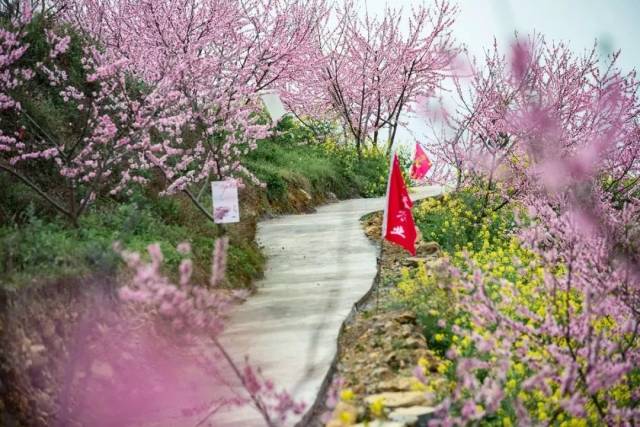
left=377, top=377, right=414, bottom=392
left=364, top=391, right=429, bottom=408
left=371, top=366, right=393, bottom=380
left=287, top=188, right=315, bottom=212
left=299, top=189, right=312, bottom=201
left=399, top=324, right=413, bottom=338
left=383, top=320, right=395, bottom=330
left=403, top=337, right=424, bottom=349
left=366, top=225, right=379, bottom=236
left=389, top=406, right=436, bottom=425
left=395, top=312, right=416, bottom=325
left=402, top=257, right=428, bottom=267
left=416, top=241, right=440, bottom=256
left=384, top=351, right=398, bottom=365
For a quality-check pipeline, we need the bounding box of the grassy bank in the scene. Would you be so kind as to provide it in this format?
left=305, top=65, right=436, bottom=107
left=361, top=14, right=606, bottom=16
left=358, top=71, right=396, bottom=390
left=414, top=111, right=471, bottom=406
left=0, top=118, right=389, bottom=291
left=245, top=118, right=390, bottom=209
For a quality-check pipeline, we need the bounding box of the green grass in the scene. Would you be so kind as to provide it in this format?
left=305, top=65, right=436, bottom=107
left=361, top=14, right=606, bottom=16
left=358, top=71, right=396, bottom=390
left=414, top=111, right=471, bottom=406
left=245, top=140, right=388, bottom=202
left=245, top=117, right=390, bottom=205
left=0, top=178, right=263, bottom=289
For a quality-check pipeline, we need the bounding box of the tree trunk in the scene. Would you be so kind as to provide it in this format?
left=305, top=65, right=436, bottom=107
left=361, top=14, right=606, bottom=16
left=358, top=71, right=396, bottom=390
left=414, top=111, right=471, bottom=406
left=184, top=188, right=216, bottom=223
left=386, top=122, right=399, bottom=157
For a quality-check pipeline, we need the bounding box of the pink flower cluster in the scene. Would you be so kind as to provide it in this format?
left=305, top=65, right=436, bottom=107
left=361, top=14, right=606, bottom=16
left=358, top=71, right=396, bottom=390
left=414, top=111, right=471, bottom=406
left=64, top=0, right=327, bottom=197
left=0, top=13, right=152, bottom=224
left=116, top=241, right=305, bottom=426
left=281, top=1, right=459, bottom=156
left=117, top=242, right=235, bottom=337
left=422, top=34, right=640, bottom=426
left=429, top=35, right=640, bottom=194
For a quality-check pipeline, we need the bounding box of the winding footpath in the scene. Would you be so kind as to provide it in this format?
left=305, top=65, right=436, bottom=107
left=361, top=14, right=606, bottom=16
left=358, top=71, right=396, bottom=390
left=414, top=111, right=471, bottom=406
left=211, top=186, right=442, bottom=426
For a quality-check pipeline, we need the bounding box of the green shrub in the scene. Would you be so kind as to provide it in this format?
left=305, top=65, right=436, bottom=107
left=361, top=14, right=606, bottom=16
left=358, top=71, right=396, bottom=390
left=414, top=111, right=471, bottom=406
left=0, top=194, right=264, bottom=289
left=392, top=190, right=520, bottom=357
left=245, top=119, right=393, bottom=201
left=413, top=189, right=515, bottom=253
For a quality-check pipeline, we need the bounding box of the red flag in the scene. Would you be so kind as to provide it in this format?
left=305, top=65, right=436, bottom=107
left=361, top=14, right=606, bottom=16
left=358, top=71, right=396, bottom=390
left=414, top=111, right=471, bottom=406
left=410, top=143, right=432, bottom=180
left=383, top=154, right=417, bottom=255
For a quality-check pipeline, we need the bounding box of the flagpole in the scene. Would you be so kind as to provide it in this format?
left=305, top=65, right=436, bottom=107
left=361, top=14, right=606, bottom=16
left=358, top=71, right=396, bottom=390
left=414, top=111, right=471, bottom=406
left=377, top=239, right=383, bottom=312
left=378, top=149, right=395, bottom=312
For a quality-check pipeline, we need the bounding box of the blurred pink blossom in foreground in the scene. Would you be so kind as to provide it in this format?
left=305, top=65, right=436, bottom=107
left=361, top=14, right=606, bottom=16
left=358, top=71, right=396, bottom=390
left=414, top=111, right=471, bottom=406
left=55, top=242, right=303, bottom=427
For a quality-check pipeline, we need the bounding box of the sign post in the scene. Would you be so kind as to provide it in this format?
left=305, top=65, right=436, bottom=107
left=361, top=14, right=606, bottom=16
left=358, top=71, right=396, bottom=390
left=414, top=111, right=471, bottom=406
left=211, top=180, right=240, bottom=224
left=260, top=90, right=287, bottom=124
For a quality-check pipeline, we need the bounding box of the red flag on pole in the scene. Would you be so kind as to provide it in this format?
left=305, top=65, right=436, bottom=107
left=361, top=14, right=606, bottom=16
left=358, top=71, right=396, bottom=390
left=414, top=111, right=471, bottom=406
left=383, top=154, right=417, bottom=256
left=410, top=142, right=432, bottom=180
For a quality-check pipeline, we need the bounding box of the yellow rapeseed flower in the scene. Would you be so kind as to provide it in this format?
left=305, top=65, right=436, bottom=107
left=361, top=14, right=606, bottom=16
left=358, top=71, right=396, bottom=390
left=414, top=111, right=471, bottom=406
left=339, top=410, right=356, bottom=424
left=369, top=397, right=385, bottom=418
left=411, top=378, right=428, bottom=392
left=340, top=389, right=355, bottom=402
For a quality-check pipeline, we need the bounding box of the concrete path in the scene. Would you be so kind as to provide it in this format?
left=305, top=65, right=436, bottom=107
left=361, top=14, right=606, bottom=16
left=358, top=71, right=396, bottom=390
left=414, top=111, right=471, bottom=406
left=210, top=186, right=442, bottom=426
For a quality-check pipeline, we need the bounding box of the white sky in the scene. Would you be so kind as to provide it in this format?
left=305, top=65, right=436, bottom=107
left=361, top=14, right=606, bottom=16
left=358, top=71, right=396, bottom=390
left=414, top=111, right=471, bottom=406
left=362, top=0, right=640, bottom=146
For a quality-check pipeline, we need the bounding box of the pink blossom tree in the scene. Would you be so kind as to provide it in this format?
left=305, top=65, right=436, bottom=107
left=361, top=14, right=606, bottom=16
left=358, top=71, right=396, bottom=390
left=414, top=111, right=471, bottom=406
left=282, top=0, right=458, bottom=158
left=428, top=35, right=640, bottom=203
left=0, top=6, right=151, bottom=226
left=420, top=34, right=640, bottom=425
left=50, top=238, right=304, bottom=426
left=115, top=241, right=306, bottom=426
left=63, top=0, right=328, bottom=221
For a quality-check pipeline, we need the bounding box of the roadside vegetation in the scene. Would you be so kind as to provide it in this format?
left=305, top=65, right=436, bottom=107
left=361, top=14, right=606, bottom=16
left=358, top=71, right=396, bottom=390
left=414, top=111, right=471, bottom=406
left=3, top=0, right=640, bottom=425
left=1, top=117, right=390, bottom=291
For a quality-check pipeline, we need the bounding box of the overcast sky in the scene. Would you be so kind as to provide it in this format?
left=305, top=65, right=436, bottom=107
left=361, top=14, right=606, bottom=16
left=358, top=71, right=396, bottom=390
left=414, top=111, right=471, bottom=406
left=362, top=0, right=640, bottom=146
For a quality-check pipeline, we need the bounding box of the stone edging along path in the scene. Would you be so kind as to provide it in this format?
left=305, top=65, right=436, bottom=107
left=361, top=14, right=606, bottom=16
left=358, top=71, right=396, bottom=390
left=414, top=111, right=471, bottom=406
left=211, top=186, right=442, bottom=426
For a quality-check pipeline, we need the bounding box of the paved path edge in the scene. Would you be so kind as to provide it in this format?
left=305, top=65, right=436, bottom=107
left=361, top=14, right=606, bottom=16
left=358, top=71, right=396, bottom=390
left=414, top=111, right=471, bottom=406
left=294, top=190, right=442, bottom=426
left=294, top=242, right=381, bottom=427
